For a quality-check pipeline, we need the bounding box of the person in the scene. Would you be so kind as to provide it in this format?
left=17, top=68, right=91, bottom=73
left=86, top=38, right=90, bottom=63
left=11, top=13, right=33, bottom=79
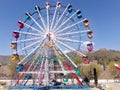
left=101, top=84, right=106, bottom=90
left=83, top=77, right=90, bottom=86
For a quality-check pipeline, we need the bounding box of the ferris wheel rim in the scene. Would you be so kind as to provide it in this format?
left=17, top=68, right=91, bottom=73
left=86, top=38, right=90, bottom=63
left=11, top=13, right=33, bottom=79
left=10, top=2, right=94, bottom=87
left=11, top=1, right=93, bottom=63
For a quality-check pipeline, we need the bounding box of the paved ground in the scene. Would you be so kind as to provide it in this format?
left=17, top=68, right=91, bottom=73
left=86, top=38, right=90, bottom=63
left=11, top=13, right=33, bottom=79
left=104, top=83, right=120, bottom=90
left=92, top=82, right=120, bottom=90
left=92, top=87, right=100, bottom=90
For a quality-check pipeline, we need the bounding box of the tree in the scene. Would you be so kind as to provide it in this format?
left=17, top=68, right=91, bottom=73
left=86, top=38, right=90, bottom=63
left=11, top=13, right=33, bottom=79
left=80, top=62, right=101, bottom=81
left=73, top=55, right=83, bottom=65
left=8, top=60, right=18, bottom=79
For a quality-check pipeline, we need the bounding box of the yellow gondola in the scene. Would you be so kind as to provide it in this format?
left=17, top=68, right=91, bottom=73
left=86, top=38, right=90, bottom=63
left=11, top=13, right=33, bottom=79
left=10, top=43, right=17, bottom=49
left=10, top=54, right=19, bottom=61
left=84, top=19, right=89, bottom=27
left=87, top=30, right=94, bottom=39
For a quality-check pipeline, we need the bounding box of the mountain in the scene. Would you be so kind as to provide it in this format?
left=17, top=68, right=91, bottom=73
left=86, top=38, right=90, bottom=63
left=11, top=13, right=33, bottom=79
left=0, top=48, right=120, bottom=64
left=0, top=55, right=10, bottom=65
left=88, top=48, right=120, bottom=61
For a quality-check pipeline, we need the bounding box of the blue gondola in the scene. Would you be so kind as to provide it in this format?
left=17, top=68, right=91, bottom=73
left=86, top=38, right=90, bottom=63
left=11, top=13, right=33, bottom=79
left=68, top=4, right=72, bottom=13
left=24, top=75, right=32, bottom=80
left=77, top=10, right=82, bottom=19
left=16, top=64, right=24, bottom=72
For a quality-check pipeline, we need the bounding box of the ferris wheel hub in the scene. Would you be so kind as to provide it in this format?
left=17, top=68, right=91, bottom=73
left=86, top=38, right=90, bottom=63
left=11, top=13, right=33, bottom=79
left=46, top=32, right=55, bottom=41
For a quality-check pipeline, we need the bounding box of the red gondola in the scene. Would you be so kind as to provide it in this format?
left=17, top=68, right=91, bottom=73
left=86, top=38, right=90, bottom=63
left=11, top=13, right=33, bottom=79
left=83, top=58, right=89, bottom=64
left=18, top=21, right=24, bottom=28
left=87, top=43, right=93, bottom=52
left=13, top=32, right=19, bottom=38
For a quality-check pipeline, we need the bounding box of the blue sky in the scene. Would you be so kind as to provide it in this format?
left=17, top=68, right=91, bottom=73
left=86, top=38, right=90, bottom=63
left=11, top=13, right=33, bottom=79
left=0, top=0, right=120, bottom=55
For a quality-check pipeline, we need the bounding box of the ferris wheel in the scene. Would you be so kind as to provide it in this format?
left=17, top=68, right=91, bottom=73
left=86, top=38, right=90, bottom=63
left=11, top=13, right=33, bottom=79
left=10, top=1, right=93, bottom=89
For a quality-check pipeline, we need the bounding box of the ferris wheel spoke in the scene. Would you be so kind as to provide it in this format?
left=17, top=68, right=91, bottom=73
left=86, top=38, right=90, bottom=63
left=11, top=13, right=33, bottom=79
left=54, top=11, right=60, bottom=28
left=18, top=44, right=40, bottom=65
left=56, top=37, right=83, bottom=43
left=15, top=40, right=42, bottom=53
left=54, top=39, right=86, bottom=57
left=18, top=38, right=46, bottom=65
left=55, top=18, right=87, bottom=34
left=50, top=6, right=58, bottom=31
left=18, top=31, right=42, bottom=37
left=53, top=41, right=77, bottom=69
left=36, top=6, right=47, bottom=30
left=46, top=7, right=50, bottom=32
left=19, top=21, right=43, bottom=34
left=12, top=37, right=42, bottom=43
left=16, top=38, right=45, bottom=54
left=57, top=30, right=90, bottom=37
left=53, top=4, right=70, bottom=31
left=23, top=47, right=43, bottom=66
left=54, top=10, right=80, bottom=33
left=26, top=12, right=45, bottom=33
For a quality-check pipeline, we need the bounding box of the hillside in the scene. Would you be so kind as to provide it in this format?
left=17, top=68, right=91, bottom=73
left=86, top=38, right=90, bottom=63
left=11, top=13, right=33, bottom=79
left=89, top=48, right=120, bottom=61
left=88, top=49, right=120, bottom=63
left=0, top=49, right=120, bottom=79
left=0, top=55, right=10, bottom=65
